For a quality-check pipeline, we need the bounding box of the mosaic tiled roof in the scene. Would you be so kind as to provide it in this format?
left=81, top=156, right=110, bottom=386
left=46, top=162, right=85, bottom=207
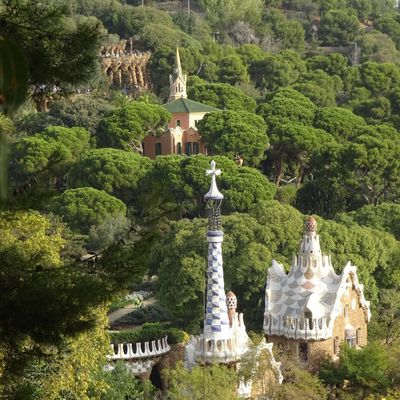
left=264, top=217, right=371, bottom=340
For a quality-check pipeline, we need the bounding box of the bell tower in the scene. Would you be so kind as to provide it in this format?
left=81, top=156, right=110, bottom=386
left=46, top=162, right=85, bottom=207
left=168, top=47, right=187, bottom=102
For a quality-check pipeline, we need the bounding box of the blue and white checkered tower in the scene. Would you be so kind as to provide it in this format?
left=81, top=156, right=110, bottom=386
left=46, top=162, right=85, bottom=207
left=194, top=160, right=236, bottom=363
left=204, top=160, right=231, bottom=340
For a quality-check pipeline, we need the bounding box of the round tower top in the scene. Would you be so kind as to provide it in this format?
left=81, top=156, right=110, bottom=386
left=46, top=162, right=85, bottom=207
left=226, top=291, right=237, bottom=310
left=304, top=216, right=317, bottom=233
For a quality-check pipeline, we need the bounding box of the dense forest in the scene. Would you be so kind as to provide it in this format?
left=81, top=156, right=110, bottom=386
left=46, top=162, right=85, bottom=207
left=1, top=0, right=400, bottom=398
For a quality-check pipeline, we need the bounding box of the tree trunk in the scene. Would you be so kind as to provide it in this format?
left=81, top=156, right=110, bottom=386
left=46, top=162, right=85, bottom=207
left=274, top=159, right=283, bottom=186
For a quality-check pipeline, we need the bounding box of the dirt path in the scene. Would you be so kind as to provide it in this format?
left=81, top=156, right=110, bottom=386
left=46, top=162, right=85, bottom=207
left=108, top=297, right=156, bottom=325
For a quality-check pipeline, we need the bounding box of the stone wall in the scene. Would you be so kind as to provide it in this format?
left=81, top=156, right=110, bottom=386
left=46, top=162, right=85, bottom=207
left=101, top=39, right=151, bottom=92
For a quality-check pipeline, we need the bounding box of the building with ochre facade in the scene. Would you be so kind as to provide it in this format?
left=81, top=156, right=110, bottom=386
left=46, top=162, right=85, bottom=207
left=264, top=216, right=371, bottom=368
left=143, top=48, right=217, bottom=159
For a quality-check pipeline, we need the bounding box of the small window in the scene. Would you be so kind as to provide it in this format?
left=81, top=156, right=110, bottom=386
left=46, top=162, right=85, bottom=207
left=185, top=142, right=192, bottom=156
left=155, top=143, right=162, bottom=156
left=299, top=342, right=308, bottom=361
left=344, top=305, right=349, bottom=318
left=334, top=337, right=339, bottom=355
left=346, top=337, right=356, bottom=348
left=193, top=142, right=200, bottom=154
left=176, top=119, right=181, bottom=127
left=356, top=329, right=361, bottom=346
left=177, top=142, right=182, bottom=154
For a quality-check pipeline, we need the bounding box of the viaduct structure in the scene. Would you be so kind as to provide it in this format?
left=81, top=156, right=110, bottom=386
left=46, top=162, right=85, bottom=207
left=100, top=39, right=151, bottom=92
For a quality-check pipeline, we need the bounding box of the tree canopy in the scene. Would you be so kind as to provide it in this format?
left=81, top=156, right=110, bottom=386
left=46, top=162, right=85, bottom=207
left=197, top=110, right=268, bottom=166
left=70, top=148, right=153, bottom=202
left=188, top=82, right=256, bottom=112
left=0, top=0, right=106, bottom=108
left=96, top=101, right=171, bottom=153
left=48, top=187, right=127, bottom=234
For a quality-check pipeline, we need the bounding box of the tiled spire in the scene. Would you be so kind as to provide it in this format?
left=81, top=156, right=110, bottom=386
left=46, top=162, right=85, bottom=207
left=204, top=160, right=231, bottom=340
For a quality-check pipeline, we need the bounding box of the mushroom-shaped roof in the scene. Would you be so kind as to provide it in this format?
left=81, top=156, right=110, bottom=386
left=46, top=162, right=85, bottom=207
left=304, top=216, right=317, bottom=233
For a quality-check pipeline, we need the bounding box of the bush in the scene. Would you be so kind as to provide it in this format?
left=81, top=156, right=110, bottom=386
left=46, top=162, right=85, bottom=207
left=275, top=184, right=297, bottom=205
left=109, top=323, right=188, bottom=345
left=115, top=304, right=172, bottom=325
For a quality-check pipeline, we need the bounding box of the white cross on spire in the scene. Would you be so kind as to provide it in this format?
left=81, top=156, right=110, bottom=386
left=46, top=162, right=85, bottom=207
left=206, top=160, right=221, bottom=178
left=205, top=160, right=223, bottom=200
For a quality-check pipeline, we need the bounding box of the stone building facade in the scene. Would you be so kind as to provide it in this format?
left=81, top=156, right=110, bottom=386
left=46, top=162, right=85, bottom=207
left=264, top=217, right=371, bottom=368
left=101, top=39, right=151, bottom=92
left=143, top=48, right=218, bottom=159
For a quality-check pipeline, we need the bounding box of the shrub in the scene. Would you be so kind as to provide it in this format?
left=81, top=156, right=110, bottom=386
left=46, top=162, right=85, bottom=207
left=109, top=323, right=188, bottom=345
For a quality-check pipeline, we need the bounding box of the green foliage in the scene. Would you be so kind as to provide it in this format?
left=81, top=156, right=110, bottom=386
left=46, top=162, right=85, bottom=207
left=368, top=289, right=400, bottom=345
left=258, top=88, right=317, bottom=128
left=294, top=178, right=348, bottom=218
left=70, top=148, right=153, bottom=202
left=261, top=9, right=305, bottom=51
left=188, top=82, right=257, bottom=112
left=0, top=37, right=29, bottom=115
left=0, top=211, right=113, bottom=396
left=12, top=125, right=90, bottom=181
left=353, top=96, right=392, bottom=122
left=275, top=361, right=328, bottom=399
left=250, top=50, right=306, bottom=91
left=110, top=5, right=174, bottom=39
left=48, top=187, right=127, bottom=234
left=319, top=10, right=360, bottom=46
left=307, top=125, right=400, bottom=208
left=358, top=32, right=400, bottom=64
left=313, top=107, right=366, bottom=141
left=97, top=101, right=171, bottom=153
left=13, top=112, right=62, bottom=136
left=295, top=69, right=343, bottom=107
left=375, top=15, right=400, bottom=49
left=348, top=0, right=373, bottom=21
left=139, top=23, right=199, bottom=52
left=165, top=362, right=238, bottom=400
left=154, top=218, right=208, bottom=326
left=306, top=53, right=349, bottom=78
left=197, top=110, right=268, bottom=166
left=357, top=62, right=400, bottom=96
left=90, top=361, right=155, bottom=400
left=138, top=155, right=275, bottom=220
left=109, top=323, right=187, bottom=345
left=218, top=53, right=249, bottom=85
left=115, top=304, right=172, bottom=326
left=320, top=343, right=390, bottom=396
left=274, top=184, right=298, bottom=205
left=0, top=0, right=106, bottom=106
left=87, top=215, right=130, bottom=252
left=200, top=0, right=263, bottom=32
left=154, top=200, right=400, bottom=329
left=337, top=203, right=400, bottom=239
left=316, top=219, right=399, bottom=299
left=48, top=95, right=114, bottom=135
left=266, top=122, right=334, bottom=185
left=6, top=306, right=110, bottom=400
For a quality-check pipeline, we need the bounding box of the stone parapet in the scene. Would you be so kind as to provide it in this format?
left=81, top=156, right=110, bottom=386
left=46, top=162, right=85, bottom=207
left=107, top=336, right=170, bottom=360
